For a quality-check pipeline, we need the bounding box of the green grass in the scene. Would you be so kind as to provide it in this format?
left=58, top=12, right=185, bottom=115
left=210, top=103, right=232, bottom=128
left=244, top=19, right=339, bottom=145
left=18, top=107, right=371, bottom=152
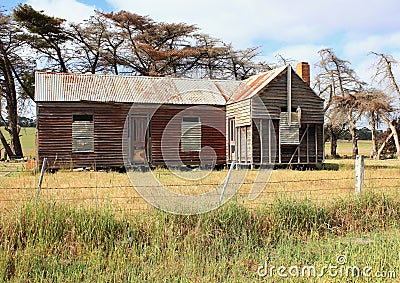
left=0, top=193, right=399, bottom=282
left=1, top=127, right=36, bottom=158
left=325, top=140, right=372, bottom=157
left=19, top=127, right=36, bottom=158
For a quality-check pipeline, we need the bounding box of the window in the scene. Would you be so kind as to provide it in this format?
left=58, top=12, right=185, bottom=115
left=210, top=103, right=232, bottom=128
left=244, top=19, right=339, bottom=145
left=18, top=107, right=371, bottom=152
left=229, top=118, right=235, bottom=142
left=72, top=114, right=94, bottom=152
left=279, top=112, right=299, bottom=144
left=181, top=117, right=201, bottom=152
left=228, top=118, right=236, bottom=158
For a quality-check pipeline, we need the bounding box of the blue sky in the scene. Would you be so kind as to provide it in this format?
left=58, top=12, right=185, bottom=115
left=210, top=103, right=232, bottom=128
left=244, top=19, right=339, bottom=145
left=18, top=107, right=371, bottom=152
left=2, top=0, right=400, bottom=84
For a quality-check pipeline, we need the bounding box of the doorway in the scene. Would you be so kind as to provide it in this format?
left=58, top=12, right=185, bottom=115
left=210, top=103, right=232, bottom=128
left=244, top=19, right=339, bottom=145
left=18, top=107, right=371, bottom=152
left=129, top=115, right=150, bottom=164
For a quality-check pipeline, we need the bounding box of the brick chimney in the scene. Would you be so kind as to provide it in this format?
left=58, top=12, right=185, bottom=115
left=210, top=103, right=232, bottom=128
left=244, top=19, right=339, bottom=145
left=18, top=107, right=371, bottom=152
left=296, top=62, right=310, bottom=85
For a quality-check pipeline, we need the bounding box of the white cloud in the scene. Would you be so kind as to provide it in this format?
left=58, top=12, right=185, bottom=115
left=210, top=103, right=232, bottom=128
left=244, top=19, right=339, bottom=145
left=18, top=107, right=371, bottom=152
left=261, top=44, right=326, bottom=72
left=343, top=33, right=400, bottom=59
left=106, top=0, right=400, bottom=49
left=26, top=0, right=96, bottom=23
left=353, top=57, right=377, bottom=84
left=19, top=0, right=400, bottom=88
left=341, top=34, right=400, bottom=87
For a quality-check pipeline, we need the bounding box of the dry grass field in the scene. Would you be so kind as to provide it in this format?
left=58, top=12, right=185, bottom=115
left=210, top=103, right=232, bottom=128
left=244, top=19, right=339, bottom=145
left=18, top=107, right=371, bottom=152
left=1, top=158, right=399, bottom=214
left=1, top=133, right=400, bottom=282
left=0, top=130, right=398, bottom=213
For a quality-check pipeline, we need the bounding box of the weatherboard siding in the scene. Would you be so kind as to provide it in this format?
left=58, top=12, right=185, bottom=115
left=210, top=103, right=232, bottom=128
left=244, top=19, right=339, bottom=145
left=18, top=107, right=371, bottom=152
left=37, top=102, right=226, bottom=169
left=233, top=68, right=324, bottom=165
left=256, top=68, right=324, bottom=124
left=37, top=102, right=131, bottom=168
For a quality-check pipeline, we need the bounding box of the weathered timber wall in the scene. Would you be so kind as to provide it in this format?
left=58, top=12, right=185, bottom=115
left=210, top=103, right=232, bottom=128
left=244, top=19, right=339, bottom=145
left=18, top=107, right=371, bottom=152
left=37, top=102, right=226, bottom=168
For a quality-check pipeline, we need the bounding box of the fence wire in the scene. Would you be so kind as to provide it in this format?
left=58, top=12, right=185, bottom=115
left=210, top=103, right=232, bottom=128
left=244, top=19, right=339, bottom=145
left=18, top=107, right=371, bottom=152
left=2, top=154, right=400, bottom=213
left=2, top=172, right=397, bottom=213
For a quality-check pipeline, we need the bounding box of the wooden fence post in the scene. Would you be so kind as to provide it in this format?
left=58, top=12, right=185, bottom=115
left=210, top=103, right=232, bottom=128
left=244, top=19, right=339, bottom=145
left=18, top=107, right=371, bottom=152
left=36, top=157, right=47, bottom=200
left=354, top=155, right=364, bottom=196
left=220, top=161, right=235, bottom=204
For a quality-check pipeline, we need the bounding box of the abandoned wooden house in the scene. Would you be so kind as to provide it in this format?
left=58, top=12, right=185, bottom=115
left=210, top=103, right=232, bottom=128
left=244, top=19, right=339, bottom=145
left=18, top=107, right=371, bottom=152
left=35, top=62, right=324, bottom=169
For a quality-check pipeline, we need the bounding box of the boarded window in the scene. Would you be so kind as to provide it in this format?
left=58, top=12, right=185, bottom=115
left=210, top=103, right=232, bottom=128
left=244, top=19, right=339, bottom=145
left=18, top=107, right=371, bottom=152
left=181, top=117, right=201, bottom=152
left=279, top=112, right=299, bottom=144
left=72, top=115, right=94, bottom=152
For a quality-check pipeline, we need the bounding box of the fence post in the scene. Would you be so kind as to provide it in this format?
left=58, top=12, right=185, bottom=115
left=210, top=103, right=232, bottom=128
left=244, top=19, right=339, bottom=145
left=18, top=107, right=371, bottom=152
left=220, top=161, right=235, bottom=204
left=354, top=155, right=364, bottom=196
left=36, top=157, right=47, bottom=200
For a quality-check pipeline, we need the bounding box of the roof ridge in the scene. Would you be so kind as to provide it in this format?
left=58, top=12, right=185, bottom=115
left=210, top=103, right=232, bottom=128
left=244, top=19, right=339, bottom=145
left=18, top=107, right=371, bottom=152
left=34, top=71, right=240, bottom=83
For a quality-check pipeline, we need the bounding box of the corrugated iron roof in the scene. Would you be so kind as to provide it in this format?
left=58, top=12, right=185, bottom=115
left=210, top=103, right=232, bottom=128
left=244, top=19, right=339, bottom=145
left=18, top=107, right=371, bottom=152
left=35, top=66, right=288, bottom=105
left=226, top=65, right=288, bottom=103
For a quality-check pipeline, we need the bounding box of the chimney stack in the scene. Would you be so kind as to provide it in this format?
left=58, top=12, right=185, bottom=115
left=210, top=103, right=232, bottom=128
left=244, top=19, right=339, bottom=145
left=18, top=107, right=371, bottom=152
left=296, top=62, right=310, bottom=85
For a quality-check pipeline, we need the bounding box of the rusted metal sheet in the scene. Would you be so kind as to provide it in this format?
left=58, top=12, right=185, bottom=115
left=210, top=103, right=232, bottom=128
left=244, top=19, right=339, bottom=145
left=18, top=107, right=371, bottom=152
left=35, top=67, right=289, bottom=105
left=226, top=65, right=288, bottom=103
left=35, top=72, right=231, bottom=105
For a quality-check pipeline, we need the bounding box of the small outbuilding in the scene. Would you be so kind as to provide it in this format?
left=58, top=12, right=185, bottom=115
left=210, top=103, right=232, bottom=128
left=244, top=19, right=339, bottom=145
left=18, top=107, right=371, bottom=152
left=35, top=62, right=324, bottom=169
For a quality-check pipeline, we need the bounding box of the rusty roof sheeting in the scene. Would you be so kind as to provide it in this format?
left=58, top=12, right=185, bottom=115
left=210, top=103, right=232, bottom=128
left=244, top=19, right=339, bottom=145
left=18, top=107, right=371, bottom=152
left=35, top=66, right=288, bottom=105
left=226, top=65, right=288, bottom=103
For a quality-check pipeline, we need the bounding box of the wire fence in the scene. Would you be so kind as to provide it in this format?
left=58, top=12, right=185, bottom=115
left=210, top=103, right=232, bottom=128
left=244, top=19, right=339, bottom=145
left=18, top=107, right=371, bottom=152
left=0, top=158, right=399, bottom=213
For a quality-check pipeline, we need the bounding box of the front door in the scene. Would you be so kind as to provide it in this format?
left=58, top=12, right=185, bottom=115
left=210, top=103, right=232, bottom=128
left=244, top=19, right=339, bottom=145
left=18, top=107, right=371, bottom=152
left=129, top=115, right=149, bottom=164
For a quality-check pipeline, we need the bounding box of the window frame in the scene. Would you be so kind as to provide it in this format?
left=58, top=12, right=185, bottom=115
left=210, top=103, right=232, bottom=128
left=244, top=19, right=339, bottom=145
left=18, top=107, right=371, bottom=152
left=181, top=116, right=201, bottom=152
left=72, top=114, right=94, bottom=153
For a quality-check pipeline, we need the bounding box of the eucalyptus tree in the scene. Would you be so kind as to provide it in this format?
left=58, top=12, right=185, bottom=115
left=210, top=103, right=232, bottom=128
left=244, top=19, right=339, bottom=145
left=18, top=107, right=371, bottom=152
left=358, top=89, right=397, bottom=159
left=102, top=11, right=201, bottom=76
left=0, top=11, right=34, bottom=158
left=68, top=13, right=110, bottom=74
left=370, top=52, right=400, bottom=106
left=192, top=34, right=229, bottom=79
left=13, top=4, right=71, bottom=72
left=225, top=46, right=267, bottom=80
left=314, top=48, right=365, bottom=158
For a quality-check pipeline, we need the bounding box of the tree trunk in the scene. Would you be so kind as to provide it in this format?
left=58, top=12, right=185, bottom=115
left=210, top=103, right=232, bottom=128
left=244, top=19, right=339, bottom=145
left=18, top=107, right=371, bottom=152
left=7, top=107, right=23, bottom=158
left=377, top=132, right=394, bottom=160
left=369, top=112, right=378, bottom=158
left=0, top=130, right=14, bottom=158
left=349, top=120, right=358, bottom=159
left=330, top=135, right=338, bottom=157
left=380, top=115, right=400, bottom=159
left=328, top=125, right=338, bottom=157
left=55, top=46, right=68, bottom=73
left=388, top=122, right=400, bottom=160
left=0, top=41, right=24, bottom=159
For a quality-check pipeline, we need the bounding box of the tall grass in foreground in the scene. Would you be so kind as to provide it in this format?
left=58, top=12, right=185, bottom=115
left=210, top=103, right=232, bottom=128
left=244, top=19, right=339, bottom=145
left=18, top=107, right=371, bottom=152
left=0, top=193, right=399, bottom=282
